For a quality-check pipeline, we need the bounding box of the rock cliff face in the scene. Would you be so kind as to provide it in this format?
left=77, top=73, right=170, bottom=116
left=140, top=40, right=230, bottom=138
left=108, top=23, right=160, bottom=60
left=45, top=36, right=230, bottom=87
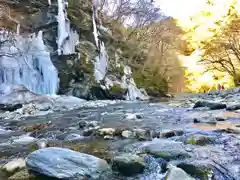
left=0, top=0, right=148, bottom=100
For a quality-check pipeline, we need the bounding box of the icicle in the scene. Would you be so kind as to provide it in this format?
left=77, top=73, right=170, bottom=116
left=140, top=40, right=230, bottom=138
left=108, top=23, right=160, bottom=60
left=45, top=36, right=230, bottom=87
left=16, top=24, right=20, bottom=35
left=92, top=7, right=99, bottom=48
left=57, top=0, right=68, bottom=55
left=92, top=6, right=108, bottom=82
left=48, top=0, right=52, bottom=6
left=0, top=29, right=59, bottom=94
left=57, top=0, right=79, bottom=55
left=33, top=31, right=59, bottom=94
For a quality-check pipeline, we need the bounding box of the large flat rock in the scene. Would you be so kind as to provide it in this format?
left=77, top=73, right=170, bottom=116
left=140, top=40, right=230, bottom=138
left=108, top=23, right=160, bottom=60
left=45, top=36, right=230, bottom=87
left=26, top=147, right=111, bottom=180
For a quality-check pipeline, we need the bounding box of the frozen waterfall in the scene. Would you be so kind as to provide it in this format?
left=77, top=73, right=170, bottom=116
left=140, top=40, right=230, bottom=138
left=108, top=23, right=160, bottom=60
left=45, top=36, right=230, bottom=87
left=121, top=66, right=149, bottom=100
left=0, top=29, right=59, bottom=94
left=57, top=0, right=79, bottom=55
left=92, top=7, right=108, bottom=82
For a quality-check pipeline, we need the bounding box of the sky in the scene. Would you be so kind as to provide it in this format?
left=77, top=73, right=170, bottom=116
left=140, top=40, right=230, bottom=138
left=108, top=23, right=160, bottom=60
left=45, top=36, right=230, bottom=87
left=154, top=0, right=206, bottom=20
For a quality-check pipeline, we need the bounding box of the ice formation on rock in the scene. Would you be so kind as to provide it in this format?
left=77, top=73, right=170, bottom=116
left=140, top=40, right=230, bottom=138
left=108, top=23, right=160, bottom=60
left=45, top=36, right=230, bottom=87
left=57, top=0, right=79, bottom=55
left=0, top=29, right=59, bottom=94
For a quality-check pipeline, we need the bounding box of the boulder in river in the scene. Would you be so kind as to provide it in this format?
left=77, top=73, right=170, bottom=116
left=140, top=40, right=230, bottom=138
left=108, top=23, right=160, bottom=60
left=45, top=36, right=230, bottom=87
left=143, top=139, right=191, bottom=160
left=226, top=104, right=240, bottom=111
left=112, top=153, right=146, bottom=176
left=193, top=101, right=226, bottom=110
left=185, top=135, right=213, bottom=146
left=175, top=161, right=213, bottom=180
left=165, top=165, right=194, bottom=180
left=160, top=129, right=184, bottom=138
left=26, top=147, right=111, bottom=179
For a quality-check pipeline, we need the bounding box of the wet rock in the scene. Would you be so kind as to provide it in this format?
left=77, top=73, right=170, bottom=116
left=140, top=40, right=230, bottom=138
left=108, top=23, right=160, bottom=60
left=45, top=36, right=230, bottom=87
left=124, top=113, right=143, bottom=120
left=150, top=130, right=160, bottom=139
left=0, top=103, right=22, bottom=112
left=113, top=128, right=124, bottom=136
left=193, top=101, right=226, bottom=110
left=134, top=129, right=149, bottom=141
left=83, top=126, right=99, bottom=136
left=98, top=128, right=115, bottom=136
left=176, top=162, right=213, bottom=180
left=136, top=114, right=143, bottom=119
left=104, top=135, right=114, bottom=140
left=160, top=129, right=184, bottom=138
left=78, top=121, right=87, bottom=129
left=215, top=116, right=227, bottom=121
left=36, top=139, right=48, bottom=149
left=122, top=130, right=133, bottom=139
left=4, top=135, right=37, bottom=146
left=165, top=165, right=194, bottom=180
left=112, top=153, right=145, bottom=176
left=226, top=104, right=240, bottom=111
left=26, top=147, right=111, bottom=179
left=193, top=118, right=201, bottom=123
left=79, top=121, right=98, bottom=129
left=143, top=139, right=191, bottom=160
left=185, top=135, right=212, bottom=146
left=64, top=133, right=84, bottom=141
left=193, top=117, right=216, bottom=124
left=2, top=158, right=26, bottom=174
left=8, top=169, right=33, bottom=180
left=224, top=127, right=240, bottom=134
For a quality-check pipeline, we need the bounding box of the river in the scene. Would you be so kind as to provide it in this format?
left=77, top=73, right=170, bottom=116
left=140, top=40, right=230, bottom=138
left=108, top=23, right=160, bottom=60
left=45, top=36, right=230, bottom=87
left=0, top=90, right=239, bottom=180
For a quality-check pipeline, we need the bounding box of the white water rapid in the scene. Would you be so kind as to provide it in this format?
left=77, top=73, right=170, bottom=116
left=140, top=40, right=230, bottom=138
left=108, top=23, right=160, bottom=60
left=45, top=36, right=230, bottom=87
left=92, top=7, right=108, bottom=82
left=122, top=66, right=149, bottom=100
left=57, top=0, right=79, bottom=55
left=0, top=29, right=59, bottom=94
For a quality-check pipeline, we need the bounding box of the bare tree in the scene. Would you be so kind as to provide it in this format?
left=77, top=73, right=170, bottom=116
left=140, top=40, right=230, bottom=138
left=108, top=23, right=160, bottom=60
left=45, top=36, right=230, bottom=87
left=200, top=15, right=240, bottom=85
left=94, top=0, right=161, bottom=29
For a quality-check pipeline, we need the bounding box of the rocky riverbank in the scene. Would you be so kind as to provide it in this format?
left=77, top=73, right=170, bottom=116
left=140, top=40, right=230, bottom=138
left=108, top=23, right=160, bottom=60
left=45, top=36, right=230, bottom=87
left=0, top=88, right=240, bottom=180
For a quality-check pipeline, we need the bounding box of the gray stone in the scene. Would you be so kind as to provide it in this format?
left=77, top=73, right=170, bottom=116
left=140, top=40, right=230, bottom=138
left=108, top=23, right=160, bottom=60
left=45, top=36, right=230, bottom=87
left=143, top=139, right=191, bottom=160
left=99, top=128, right=115, bottom=136
left=36, top=139, right=48, bottom=149
left=104, top=135, right=114, bottom=140
left=112, top=154, right=146, bottom=176
left=134, top=128, right=149, bottom=140
left=160, top=129, right=184, bottom=138
left=185, top=135, right=213, bottom=146
left=193, top=101, right=226, bottom=110
left=121, top=130, right=133, bottom=138
left=3, top=158, right=26, bottom=173
left=8, top=169, right=34, bottom=180
left=165, top=165, right=194, bottom=180
left=26, top=147, right=111, bottom=179
left=226, top=104, right=240, bottom=111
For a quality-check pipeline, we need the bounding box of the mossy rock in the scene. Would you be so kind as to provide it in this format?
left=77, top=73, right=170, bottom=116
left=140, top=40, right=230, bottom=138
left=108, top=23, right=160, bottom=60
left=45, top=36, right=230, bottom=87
left=185, top=136, right=212, bottom=146
left=68, top=0, right=92, bottom=31
left=76, top=41, right=97, bottom=59
left=109, top=85, right=125, bottom=95
left=177, top=163, right=213, bottom=180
